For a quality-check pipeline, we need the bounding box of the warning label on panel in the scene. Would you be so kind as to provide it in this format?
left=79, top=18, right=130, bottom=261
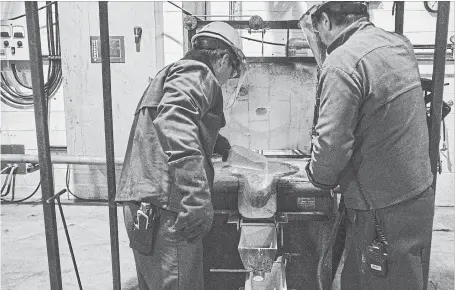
left=296, top=197, right=316, bottom=210
left=90, top=36, right=125, bottom=63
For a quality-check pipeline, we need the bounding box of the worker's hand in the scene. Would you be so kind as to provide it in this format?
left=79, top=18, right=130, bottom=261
left=169, top=199, right=214, bottom=244
left=166, top=155, right=214, bottom=243
left=305, top=161, right=336, bottom=191
left=213, top=134, right=231, bottom=162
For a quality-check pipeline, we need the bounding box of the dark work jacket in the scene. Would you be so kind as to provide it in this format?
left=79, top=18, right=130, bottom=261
left=307, top=18, right=433, bottom=210
left=115, top=59, right=225, bottom=213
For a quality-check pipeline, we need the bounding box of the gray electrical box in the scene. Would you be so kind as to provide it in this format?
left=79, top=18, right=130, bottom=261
left=90, top=36, right=125, bottom=63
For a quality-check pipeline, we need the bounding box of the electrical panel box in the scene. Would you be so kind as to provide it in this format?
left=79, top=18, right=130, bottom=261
left=89, top=36, right=125, bottom=63
left=0, top=20, right=30, bottom=61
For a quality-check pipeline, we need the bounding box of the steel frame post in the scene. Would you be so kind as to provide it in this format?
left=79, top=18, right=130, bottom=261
left=424, top=4, right=451, bottom=290
left=429, top=2, right=451, bottom=191
left=25, top=2, right=62, bottom=289
left=394, top=1, right=405, bottom=34
left=98, top=2, right=121, bottom=289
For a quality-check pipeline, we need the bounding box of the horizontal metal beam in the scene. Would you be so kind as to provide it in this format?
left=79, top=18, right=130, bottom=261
left=196, top=20, right=300, bottom=30
left=1, top=154, right=124, bottom=165
left=247, top=57, right=316, bottom=64
left=413, top=44, right=452, bottom=50
left=1, top=153, right=314, bottom=165
left=210, top=269, right=250, bottom=273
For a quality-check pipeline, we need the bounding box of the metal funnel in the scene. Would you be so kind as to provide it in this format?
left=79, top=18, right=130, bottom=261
left=238, top=223, right=278, bottom=280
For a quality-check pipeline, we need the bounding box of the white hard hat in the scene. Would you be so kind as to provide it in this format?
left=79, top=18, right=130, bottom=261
left=191, top=22, right=247, bottom=77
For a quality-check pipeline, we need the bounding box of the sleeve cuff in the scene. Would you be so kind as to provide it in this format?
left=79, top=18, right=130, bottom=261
left=305, top=161, right=337, bottom=190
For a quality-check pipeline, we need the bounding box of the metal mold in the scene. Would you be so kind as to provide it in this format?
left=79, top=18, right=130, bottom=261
left=238, top=223, right=277, bottom=279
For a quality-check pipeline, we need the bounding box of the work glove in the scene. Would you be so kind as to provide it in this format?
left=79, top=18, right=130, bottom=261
left=170, top=198, right=214, bottom=244
left=213, top=134, right=231, bottom=162
left=168, top=156, right=214, bottom=243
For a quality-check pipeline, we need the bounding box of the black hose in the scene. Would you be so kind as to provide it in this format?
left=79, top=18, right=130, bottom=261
left=65, top=165, right=107, bottom=202
left=11, top=64, right=33, bottom=89
left=1, top=182, right=41, bottom=203
left=55, top=2, right=61, bottom=55
left=1, top=166, right=41, bottom=203
left=10, top=173, right=16, bottom=201
left=1, top=1, right=62, bottom=108
left=1, top=2, right=61, bottom=199
left=1, top=175, right=11, bottom=196
left=240, top=36, right=286, bottom=46
left=1, top=166, right=17, bottom=197
left=1, top=168, right=11, bottom=195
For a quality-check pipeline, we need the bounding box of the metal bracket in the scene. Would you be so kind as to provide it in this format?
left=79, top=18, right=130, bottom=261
left=277, top=213, right=289, bottom=224
left=227, top=213, right=241, bottom=231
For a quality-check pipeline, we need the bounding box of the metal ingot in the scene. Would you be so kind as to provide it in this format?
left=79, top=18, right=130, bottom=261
left=244, top=256, right=287, bottom=290
left=238, top=223, right=278, bottom=281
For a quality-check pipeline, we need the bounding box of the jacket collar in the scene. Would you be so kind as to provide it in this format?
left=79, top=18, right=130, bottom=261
left=326, top=17, right=373, bottom=54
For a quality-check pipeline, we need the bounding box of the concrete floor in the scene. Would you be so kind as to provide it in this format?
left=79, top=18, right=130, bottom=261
left=1, top=203, right=453, bottom=290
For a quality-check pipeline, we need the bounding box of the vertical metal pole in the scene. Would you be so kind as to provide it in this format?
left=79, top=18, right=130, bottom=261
left=425, top=5, right=451, bottom=290
left=25, top=2, right=62, bottom=289
left=98, top=2, right=121, bottom=290
left=429, top=2, right=450, bottom=191
left=394, top=1, right=404, bottom=34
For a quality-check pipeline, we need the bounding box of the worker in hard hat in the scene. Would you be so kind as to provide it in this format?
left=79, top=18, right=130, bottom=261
left=116, top=21, right=246, bottom=290
left=300, top=2, right=434, bottom=290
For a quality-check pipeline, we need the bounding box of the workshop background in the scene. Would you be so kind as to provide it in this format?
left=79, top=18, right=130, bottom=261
left=1, top=1, right=454, bottom=204
left=1, top=1, right=454, bottom=290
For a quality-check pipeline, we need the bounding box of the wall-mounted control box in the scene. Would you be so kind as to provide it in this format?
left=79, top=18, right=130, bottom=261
left=1, top=21, right=30, bottom=61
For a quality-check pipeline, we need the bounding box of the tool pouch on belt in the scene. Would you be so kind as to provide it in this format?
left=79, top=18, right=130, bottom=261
left=130, top=202, right=160, bottom=256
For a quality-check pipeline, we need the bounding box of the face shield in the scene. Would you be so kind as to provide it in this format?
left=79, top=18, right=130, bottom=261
left=225, top=53, right=249, bottom=110
left=229, top=47, right=248, bottom=80
left=299, top=4, right=327, bottom=69
left=222, top=44, right=249, bottom=110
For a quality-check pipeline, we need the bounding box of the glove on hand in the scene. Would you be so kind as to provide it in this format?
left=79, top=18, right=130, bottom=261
left=213, top=134, right=231, bottom=162
left=170, top=199, right=214, bottom=244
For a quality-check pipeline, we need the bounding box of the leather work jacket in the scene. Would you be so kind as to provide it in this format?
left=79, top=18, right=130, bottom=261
left=306, top=18, right=433, bottom=210
left=116, top=59, right=226, bottom=213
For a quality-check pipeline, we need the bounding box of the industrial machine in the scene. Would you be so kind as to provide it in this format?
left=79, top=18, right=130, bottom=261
left=1, top=2, right=452, bottom=290
left=205, top=159, right=337, bottom=290
left=181, top=17, right=339, bottom=290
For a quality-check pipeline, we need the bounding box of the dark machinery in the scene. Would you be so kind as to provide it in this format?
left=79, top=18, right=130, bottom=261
left=183, top=17, right=340, bottom=289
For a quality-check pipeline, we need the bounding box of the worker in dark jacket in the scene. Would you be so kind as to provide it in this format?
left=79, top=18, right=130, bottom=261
left=300, top=2, right=434, bottom=290
left=116, top=22, right=246, bottom=290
